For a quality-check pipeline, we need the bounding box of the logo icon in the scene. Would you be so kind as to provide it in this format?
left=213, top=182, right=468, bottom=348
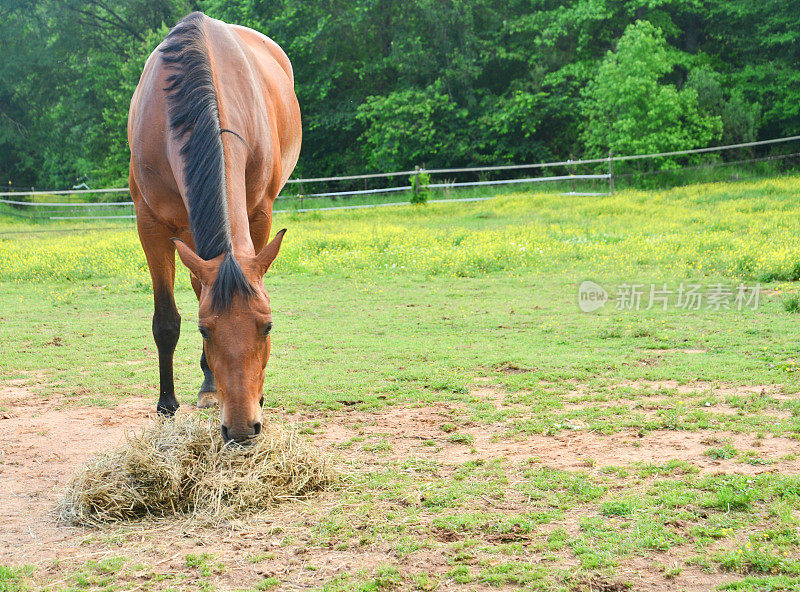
left=578, top=281, right=608, bottom=312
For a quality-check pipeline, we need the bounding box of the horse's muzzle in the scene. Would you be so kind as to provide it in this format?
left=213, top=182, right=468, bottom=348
left=221, top=421, right=262, bottom=444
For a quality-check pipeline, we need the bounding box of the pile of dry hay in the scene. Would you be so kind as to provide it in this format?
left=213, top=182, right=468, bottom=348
left=57, top=413, right=337, bottom=525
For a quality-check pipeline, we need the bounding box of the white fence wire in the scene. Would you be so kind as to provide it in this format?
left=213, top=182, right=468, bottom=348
left=2, top=134, right=799, bottom=221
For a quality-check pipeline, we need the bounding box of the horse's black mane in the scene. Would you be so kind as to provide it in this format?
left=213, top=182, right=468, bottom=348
left=160, top=12, right=254, bottom=311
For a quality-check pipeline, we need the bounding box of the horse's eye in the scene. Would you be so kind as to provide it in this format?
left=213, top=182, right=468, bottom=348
left=198, top=326, right=210, bottom=339
left=262, top=322, right=273, bottom=337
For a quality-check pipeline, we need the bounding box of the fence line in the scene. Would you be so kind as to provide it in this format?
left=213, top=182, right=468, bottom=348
left=275, top=195, right=494, bottom=214
left=5, top=134, right=800, bottom=198
left=2, top=135, right=799, bottom=221
left=0, top=198, right=133, bottom=207
left=427, top=174, right=608, bottom=190
left=284, top=170, right=415, bottom=184
left=298, top=185, right=412, bottom=199
left=0, top=187, right=129, bottom=198
left=423, top=135, right=800, bottom=175
left=613, top=150, right=800, bottom=179
left=607, top=134, right=800, bottom=164
left=49, top=214, right=135, bottom=220
left=0, top=174, right=608, bottom=211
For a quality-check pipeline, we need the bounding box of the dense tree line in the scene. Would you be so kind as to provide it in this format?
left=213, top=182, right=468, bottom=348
left=0, top=0, right=796, bottom=188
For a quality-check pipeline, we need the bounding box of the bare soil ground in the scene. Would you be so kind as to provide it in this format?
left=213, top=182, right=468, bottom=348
left=0, top=380, right=796, bottom=591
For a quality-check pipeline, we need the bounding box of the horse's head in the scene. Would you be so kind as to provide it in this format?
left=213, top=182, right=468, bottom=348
left=172, top=230, right=286, bottom=443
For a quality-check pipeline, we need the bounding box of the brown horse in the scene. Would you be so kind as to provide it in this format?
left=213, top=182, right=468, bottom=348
left=127, top=12, right=301, bottom=442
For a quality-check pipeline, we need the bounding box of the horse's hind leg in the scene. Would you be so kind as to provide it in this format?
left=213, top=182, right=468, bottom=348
left=190, top=275, right=218, bottom=408
left=135, top=200, right=181, bottom=416
left=197, top=348, right=217, bottom=408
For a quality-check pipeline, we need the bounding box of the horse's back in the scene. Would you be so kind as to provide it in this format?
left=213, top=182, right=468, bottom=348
left=128, top=13, right=301, bottom=227
left=210, top=19, right=301, bottom=191
left=229, top=24, right=294, bottom=85
left=229, top=24, right=301, bottom=188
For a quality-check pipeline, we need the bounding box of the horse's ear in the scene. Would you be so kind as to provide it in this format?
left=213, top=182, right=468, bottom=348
left=172, top=239, right=216, bottom=285
left=254, top=229, right=286, bottom=277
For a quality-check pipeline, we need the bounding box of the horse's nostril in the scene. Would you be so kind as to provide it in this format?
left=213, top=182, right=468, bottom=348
left=252, top=422, right=262, bottom=436
left=221, top=424, right=230, bottom=442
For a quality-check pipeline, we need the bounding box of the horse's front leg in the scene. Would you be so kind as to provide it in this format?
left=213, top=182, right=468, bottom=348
left=136, top=203, right=182, bottom=416
left=152, top=281, right=181, bottom=416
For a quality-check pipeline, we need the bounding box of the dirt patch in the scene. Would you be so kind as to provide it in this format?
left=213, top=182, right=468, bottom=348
left=620, top=379, right=783, bottom=398
left=0, top=385, right=454, bottom=590
left=0, top=383, right=151, bottom=564
left=493, top=361, right=533, bottom=374
left=468, top=385, right=530, bottom=411
left=305, top=401, right=800, bottom=476
left=610, top=554, right=738, bottom=592
left=573, top=577, right=631, bottom=592
left=560, top=398, right=793, bottom=420
left=0, top=381, right=795, bottom=591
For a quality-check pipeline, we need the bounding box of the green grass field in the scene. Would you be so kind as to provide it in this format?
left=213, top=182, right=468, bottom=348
left=1, top=177, right=800, bottom=591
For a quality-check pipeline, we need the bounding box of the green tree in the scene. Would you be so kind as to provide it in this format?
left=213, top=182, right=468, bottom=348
left=4, top=0, right=800, bottom=188
left=704, top=0, right=800, bottom=137
left=0, top=0, right=59, bottom=187
left=0, top=0, right=188, bottom=188
left=356, top=85, right=466, bottom=171
left=580, top=20, right=721, bottom=158
left=686, top=66, right=761, bottom=145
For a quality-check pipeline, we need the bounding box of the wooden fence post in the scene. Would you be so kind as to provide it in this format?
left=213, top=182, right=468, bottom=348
left=608, top=151, right=614, bottom=195
left=299, top=181, right=304, bottom=211
left=413, top=165, right=420, bottom=200
left=569, top=153, right=575, bottom=194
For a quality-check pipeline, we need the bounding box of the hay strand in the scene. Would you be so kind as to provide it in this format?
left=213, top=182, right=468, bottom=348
left=57, top=413, right=337, bottom=526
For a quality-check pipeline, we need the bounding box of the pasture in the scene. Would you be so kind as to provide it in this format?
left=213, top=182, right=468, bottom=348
left=1, top=177, right=800, bottom=591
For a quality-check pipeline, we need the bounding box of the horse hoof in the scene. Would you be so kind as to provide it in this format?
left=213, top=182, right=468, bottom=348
left=156, top=405, right=178, bottom=417
left=157, top=399, right=179, bottom=417
left=197, top=391, right=219, bottom=409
